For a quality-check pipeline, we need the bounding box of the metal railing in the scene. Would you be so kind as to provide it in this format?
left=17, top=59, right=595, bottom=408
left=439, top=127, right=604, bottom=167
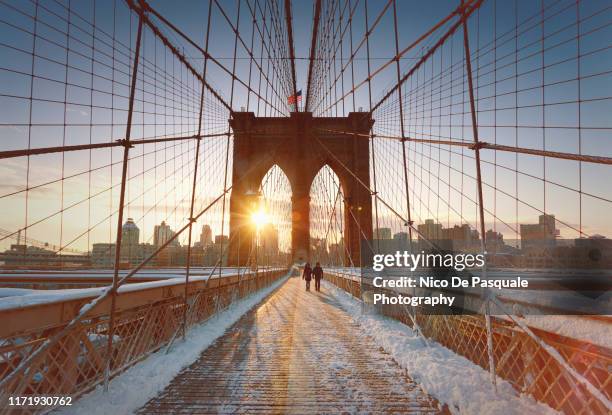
left=0, top=267, right=287, bottom=414
left=323, top=270, right=612, bottom=415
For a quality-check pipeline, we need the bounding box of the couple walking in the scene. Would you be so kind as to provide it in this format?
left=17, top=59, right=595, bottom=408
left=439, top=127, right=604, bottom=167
left=302, top=262, right=323, bottom=292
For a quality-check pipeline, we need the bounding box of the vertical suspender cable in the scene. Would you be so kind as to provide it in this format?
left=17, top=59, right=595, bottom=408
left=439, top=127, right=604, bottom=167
left=392, top=0, right=414, bottom=250
left=182, top=0, right=213, bottom=340
left=460, top=0, right=496, bottom=388
left=105, top=2, right=144, bottom=392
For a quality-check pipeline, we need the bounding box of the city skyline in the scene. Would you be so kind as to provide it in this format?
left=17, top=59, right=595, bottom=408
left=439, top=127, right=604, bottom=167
left=5, top=211, right=609, bottom=264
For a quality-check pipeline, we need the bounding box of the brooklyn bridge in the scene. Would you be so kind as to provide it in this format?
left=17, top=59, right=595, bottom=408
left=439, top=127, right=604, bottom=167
left=0, top=0, right=610, bottom=413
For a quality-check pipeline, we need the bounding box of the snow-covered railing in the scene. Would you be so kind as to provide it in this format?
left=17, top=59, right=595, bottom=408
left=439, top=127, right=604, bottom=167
left=323, top=270, right=612, bottom=415
left=0, top=267, right=287, bottom=413
left=0, top=267, right=268, bottom=290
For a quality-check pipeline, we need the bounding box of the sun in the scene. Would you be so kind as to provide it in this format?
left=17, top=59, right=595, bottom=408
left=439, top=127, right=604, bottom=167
left=251, top=209, right=270, bottom=229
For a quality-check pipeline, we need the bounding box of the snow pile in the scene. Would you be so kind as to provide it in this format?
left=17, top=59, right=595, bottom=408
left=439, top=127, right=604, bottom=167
left=57, top=273, right=290, bottom=415
left=323, top=280, right=558, bottom=415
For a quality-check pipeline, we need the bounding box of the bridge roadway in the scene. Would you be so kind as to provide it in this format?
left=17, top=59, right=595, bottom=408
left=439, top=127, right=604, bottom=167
left=138, top=276, right=446, bottom=414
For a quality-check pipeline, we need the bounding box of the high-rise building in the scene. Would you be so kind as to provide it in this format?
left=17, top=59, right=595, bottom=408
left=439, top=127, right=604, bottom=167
left=154, top=221, right=179, bottom=247
left=121, top=218, right=139, bottom=246
left=417, top=219, right=443, bottom=241
left=120, top=218, right=140, bottom=264
left=200, top=224, right=213, bottom=247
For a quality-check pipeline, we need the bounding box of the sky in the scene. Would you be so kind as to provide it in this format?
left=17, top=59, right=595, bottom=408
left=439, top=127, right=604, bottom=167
left=145, top=0, right=461, bottom=92
left=0, top=0, right=610, bottom=254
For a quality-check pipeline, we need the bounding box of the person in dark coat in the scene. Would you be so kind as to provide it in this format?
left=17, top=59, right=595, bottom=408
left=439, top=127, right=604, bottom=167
left=313, top=262, right=323, bottom=292
left=302, top=263, right=312, bottom=291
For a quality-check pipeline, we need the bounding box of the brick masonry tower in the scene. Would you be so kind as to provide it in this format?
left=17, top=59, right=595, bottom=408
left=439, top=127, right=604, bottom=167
left=228, top=111, right=373, bottom=266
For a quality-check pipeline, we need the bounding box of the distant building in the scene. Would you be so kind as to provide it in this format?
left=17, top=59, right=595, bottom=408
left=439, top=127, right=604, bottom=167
left=517, top=235, right=612, bottom=269
left=120, top=218, right=138, bottom=264
left=92, top=243, right=115, bottom=268
left=393, top=232, right=408, bottom=241
left=0, top=244, right=91, bottom=268
left=417, top=219, right=479, bottom=252
left=374, top=227, right=392, bottom=240
left=442, top=224, right=479, bottom=251
left=155, top=245, right=186, bottom=267
left=132, top=244, right=157, bottom=266
left=418, top=219, right=443, bottom=241
left=520, top=214, right=557, bottom=250
left=328, top=238, right=345, bottom=263
left=373, top=232, right=408, bottom=254
left=1, top=244, right=55, bottom=267
left=120, top=218, right=143, bottom=265
left=203, top=235, right=229, bottom=266
left=121, top=218, right=139, bottom=247
left=392, top=232, right=410, bottom=250
left=485, top=229, right=506, bottom=252
left=200, top=225, right=213, bottom=247
left=260, top=223, right=279, bottom=255
left=573, top=236, right=612, bottom=267
left=215, top=235, right=229, bottom=246
left=189, top=244, right=205, bottom=265
left=154, top=221, right=179, bottom=247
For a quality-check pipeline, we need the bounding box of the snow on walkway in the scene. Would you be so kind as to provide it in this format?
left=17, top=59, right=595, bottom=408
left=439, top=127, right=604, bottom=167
left=138, top=276, right=445, bottom=414
left=56, top=274, right=290, bottom=415
left=59, top=273, right=557, bottom=415
left=323, top=280, right=559, bottom=415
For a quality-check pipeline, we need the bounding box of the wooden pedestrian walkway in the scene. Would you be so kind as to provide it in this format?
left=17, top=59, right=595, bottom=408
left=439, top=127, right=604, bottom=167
left=138, top=276, right=446, bottom=414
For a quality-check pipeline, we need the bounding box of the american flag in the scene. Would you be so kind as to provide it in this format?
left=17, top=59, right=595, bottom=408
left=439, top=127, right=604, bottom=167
left=287, top=90, right=302, bottom=105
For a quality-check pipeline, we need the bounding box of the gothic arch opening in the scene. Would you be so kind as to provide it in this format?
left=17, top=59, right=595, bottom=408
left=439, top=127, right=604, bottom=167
left=257, top=165, right=292, bottom=266
left=309, top=165, right=348, bottom=267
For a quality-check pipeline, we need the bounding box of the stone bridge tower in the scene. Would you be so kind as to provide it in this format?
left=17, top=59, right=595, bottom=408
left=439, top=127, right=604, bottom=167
left=228, top=111, right=373, bottom=266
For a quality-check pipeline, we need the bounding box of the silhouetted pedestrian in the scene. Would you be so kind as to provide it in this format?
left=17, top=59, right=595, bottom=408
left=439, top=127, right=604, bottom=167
left=313, top=262, right=323, bottom=292
left=303, top=263, right=312, bottom=291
